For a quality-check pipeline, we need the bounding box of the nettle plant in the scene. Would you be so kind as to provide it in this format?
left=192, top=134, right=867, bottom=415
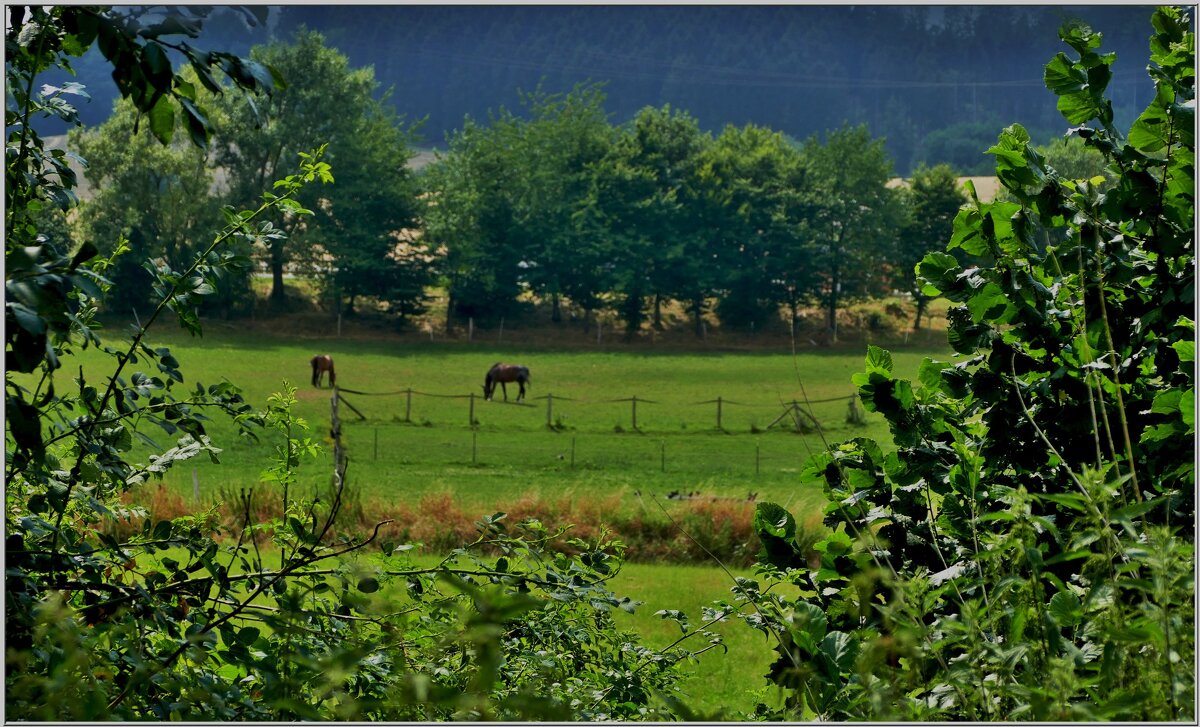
left=6, top=7, right=713, bottom=721
left=737, top=7, right=1194, bottom=721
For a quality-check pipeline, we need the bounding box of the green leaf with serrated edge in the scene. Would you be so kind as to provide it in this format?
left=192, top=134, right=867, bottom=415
left=865, top=345, right=893, bottom=374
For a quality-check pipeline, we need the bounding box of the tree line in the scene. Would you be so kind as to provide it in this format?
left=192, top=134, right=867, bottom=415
left=64, top=29, right=1101, bottom=341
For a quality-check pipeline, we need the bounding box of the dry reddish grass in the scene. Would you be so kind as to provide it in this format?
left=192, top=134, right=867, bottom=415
left=113, top=484, right=826, bottom=567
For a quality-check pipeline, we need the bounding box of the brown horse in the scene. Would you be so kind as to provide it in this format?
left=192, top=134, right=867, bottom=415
left=310, top=355, right=336, bottom=388
left=483, top=362, right=530, bottom=401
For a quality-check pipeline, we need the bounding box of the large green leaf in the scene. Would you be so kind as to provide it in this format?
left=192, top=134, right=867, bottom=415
left=1048, top=590, right=1083, bottom=627
left=753, top=502, right=802, bottom=570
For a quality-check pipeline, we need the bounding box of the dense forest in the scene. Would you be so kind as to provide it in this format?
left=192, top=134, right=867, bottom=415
left=36, top=5, right=1157, bottom=175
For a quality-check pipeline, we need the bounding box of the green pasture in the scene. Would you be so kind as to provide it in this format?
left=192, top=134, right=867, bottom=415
left=138, top=542, right=782, bottom=716
left=50, top=324, right=954, bottom=515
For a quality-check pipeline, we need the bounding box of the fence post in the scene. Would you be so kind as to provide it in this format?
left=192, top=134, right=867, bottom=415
left=631, top=395, right=638, bottom=430
left=716, top=396, right=723, bottom=430
left=546, top=393, right=554, bottom=428
left=405, top=388, right=412, bottom=423
left=846, top=392, right=865, bottom=425
left=469, top=391, right=476, bottom=426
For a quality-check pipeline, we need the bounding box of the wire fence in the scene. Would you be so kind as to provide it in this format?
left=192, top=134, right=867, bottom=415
left=325, top=385, right=866, bottom=482
left=333, top=386, right=866, bottom=433
left=342, top=425, right=822, bottom=480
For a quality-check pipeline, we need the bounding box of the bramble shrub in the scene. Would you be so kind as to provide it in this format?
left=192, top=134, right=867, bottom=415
left=5, top=8, right=712, bottom=720
left=735, top=7, right=1194, bottom=720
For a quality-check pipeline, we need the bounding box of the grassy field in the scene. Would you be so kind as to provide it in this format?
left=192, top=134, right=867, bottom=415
left=55, top=323, right=954, bottom=520
left=57, top=321, right=953, bottom=715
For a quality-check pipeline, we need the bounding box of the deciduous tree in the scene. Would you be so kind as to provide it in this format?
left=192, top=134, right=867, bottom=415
left=800, top=123, right=901, bottom=342
left=892, top=163, right=965, bottom=330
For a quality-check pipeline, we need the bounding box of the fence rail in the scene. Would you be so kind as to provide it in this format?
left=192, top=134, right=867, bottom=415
left=333, top=385, right=864, bottom=433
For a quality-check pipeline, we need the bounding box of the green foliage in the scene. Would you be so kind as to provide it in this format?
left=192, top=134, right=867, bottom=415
left=892, top=163, right=967, bottom=330
left=736, top=7, right=1194, bottom=720
left=213, top=28, right=432, bottom=316
left=799, top=123, right=904, bottom=341
left=428, top=104, right=907, bottom=339
left=6, top=11, right=713, bottom=720
left=425, top=83, right=615, bottom=328
left=70, top=74, right=243, bottom=317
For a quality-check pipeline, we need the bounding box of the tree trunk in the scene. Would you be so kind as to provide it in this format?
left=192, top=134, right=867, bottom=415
left=788, top=298, right=800, bottom=338
left=445, top=290, right=455, bottom=334
left=653, top=294, right=663, bottom=330
left=913, top=295, right=928, bottom=332
left=692, top=297, right=704, bottom=338
left=270, top=238, right=286, bottom=305
left=828, top=260, right=840, bottom=344
left=551, top=291, right=562, bottom=323
left=623, top=291, right=643, bottom=337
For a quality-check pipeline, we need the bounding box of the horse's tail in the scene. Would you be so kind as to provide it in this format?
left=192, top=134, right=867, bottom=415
left=311, top=356, right=319, bottom=387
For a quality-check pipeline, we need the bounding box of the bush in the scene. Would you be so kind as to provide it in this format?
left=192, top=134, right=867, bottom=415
left=735, top=8, right=1195, bottom=720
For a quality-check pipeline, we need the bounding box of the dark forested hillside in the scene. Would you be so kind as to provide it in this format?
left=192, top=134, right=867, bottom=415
left=37, top=5, right=1156, bottom=175
left=274, top=5, right=1156, bottom=174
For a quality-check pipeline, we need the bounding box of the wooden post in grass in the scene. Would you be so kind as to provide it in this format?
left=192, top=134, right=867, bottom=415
left=469, top=391, right=476, bottom=426
left=631, top=395, right=638, bottom=430
left=546, top=393, right=554, bottom=428
left=716, top=396, right=723, bottom=430
left=405, top=388, right=412, bottom=423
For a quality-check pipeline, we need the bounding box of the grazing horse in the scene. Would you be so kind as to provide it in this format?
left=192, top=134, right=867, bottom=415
left=310, top=355, right=336, bottom=388
left=483, top=362, right=530, bottom=402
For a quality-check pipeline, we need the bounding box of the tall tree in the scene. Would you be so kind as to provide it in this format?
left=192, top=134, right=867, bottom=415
left=305, top=96, right=432, bottom=320
left=800, top=123, right=900, bottom=342
left=70, top=79, right=241, bottom=316
left=506, top=84, right=614, bottom=324
left=581, top=105, right=710, bottom=335
left=703, top=123, right=807, bottom=332
left=213, top=29, right=424, bottom=311
left=422, top=116, right=526, bottom=329
left=893, top=163, right=966, bottom=330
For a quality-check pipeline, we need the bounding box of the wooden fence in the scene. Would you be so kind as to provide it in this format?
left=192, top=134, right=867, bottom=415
left=334, top=386, right=864, bottom=433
